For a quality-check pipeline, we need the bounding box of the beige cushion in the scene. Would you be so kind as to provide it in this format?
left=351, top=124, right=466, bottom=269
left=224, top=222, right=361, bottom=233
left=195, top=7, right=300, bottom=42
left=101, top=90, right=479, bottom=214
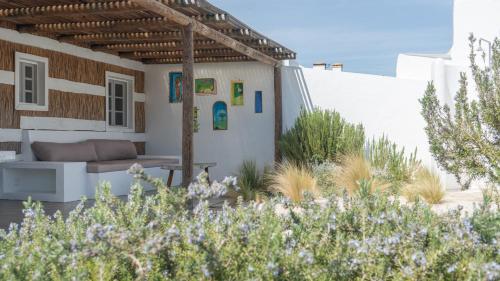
left=32, top=141, right=98, bottom=162
left=86, top=139, right=137, bottom=161
left=86, top=158, right=178, bottom=173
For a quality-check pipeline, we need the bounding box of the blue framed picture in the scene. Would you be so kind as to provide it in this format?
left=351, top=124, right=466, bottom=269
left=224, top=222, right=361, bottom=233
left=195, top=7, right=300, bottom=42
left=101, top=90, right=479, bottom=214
left=255, top=91, right=263, bottom=113
left=213, top=101, right=228, bottom=130
left=169, top=72, right=183, bottom=103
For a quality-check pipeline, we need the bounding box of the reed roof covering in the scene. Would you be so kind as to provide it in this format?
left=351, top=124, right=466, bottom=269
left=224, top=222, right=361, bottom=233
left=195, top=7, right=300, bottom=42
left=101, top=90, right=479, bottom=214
left=0, top=0, right=296, bottom=65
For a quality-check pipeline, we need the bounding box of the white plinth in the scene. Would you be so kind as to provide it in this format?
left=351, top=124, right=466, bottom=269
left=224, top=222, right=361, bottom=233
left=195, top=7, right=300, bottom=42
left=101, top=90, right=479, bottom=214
left=0, top=151, right=16, bottom=162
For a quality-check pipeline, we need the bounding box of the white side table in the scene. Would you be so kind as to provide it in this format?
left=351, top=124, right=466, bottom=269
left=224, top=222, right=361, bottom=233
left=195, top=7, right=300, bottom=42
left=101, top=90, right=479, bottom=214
left=0, top=151, right=16, bottom=163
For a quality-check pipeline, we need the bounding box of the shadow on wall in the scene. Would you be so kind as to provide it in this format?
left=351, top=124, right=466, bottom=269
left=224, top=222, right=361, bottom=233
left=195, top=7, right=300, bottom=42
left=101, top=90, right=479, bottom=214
left=281, top=66, right=314, bottom=130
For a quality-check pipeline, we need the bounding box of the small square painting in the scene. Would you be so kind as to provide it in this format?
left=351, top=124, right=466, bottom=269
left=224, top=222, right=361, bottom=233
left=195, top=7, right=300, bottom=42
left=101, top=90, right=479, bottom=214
left=231, top=81, right=244, bottom=106
left=169, top=72, right=183, bottom=103
left=195, top=78, right=217, bottom=95
left=213, top=101, right=228, bottom=130
left=255, top=91, right=263, bottom=113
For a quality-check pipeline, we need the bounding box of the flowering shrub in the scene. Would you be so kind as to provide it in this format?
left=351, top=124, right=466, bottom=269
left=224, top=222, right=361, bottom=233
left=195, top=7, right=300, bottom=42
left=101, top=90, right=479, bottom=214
left=0, top=168, right=498, bottom=281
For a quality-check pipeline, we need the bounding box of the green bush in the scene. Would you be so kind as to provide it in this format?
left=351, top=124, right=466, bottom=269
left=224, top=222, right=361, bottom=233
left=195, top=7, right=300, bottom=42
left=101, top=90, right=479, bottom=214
left=420, top=36, right=500, bottom=189
left=0, top=167, right=498, bottom=280
left=235, top=160, right=269, bottom=201
left=365, top=135, right=421, bottom=187
left=280, top=109, right=365, bottom=165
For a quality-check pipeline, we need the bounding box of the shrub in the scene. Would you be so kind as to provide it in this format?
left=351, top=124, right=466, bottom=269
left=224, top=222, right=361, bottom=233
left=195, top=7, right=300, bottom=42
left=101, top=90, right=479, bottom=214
left=312, top=161, right=339, bottom=196
left=280, top=109, right=365, bottom=165
left=365, top=135, right=421, bottom=186
left=0, top=168, right=499, bottom=280
left=234, top=160, right=269, bottom=202
left=420, top=36, right=500, bottom=189
left=269, top=162, right=319, bottom=202
left=334, top=154, right=390, bottom=195
left=402, top=167, right=445, bottom=204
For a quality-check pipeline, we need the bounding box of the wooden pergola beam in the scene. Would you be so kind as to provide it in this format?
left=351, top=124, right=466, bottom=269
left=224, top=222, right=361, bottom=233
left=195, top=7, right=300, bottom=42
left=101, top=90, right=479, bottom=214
left=17, top=17, right=176, bottom=33
left=121, top=48, right=242, bottom=59
left=0, top=1, right=141, bottom=19
left=129, top=0, right=279, bottom=66
left=58, top=28, right=253, bottom=44
left=92, top=39, right=272, bottom=52
left=142, top=56, right=253, bottom=64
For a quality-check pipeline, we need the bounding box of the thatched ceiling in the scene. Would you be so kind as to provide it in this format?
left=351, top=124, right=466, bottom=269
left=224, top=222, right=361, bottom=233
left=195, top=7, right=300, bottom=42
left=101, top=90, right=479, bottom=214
left=0, top=0, right=296, bottom=64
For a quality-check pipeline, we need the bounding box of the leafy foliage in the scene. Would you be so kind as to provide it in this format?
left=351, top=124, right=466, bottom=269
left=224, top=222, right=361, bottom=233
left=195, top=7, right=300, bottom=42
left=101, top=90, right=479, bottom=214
left=420, top=36, right=500, bottom=189
left=280, top=109, right=365, bottom=165
left=234, top=160, right=269, bottom=202
left=365, top=135, right=421, bottom=187
left=0, top=169, right=498, bottom=281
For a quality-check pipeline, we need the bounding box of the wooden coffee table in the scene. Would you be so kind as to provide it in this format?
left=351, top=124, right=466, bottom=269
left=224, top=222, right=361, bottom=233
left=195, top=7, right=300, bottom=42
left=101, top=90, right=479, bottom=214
left=162, top=162, right=217, bottom=187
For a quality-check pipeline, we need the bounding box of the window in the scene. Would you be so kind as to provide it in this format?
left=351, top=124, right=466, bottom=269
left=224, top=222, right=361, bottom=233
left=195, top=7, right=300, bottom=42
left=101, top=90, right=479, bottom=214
left=15, top=52, right=48, bottom=111
left=106, top=72, right=134, bottom=131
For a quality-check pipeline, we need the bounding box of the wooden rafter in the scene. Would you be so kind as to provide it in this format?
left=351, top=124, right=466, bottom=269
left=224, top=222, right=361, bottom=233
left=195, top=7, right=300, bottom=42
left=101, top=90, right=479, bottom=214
left=129, top=0, right=279, bottom=66
left=0, top=1, right=141, bottom=19
left=121, top=48, right=242, bottom=59
left=143, top=56, right=253, bottom=64
left=18, top=17, right=177, bottom=33
left=58, top=29, right=252, bottom=44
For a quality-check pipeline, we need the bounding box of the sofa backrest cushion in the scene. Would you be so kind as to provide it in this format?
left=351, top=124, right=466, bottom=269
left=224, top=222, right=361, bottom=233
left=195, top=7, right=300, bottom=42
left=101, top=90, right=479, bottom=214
left=87, top=139, right=137, bottom=161
left=31, top=141, right=98, bottom=162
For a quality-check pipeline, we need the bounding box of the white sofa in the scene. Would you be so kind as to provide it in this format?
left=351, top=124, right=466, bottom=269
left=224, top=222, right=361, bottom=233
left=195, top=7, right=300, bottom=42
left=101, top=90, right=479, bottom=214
left=0, top=130, right=180, bottom=202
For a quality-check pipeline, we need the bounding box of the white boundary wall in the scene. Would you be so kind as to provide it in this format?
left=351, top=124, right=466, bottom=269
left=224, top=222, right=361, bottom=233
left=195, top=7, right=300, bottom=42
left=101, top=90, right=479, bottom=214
left=145, top=62, right=276, bottom=180
left=282, top=66, right=431, bottom=164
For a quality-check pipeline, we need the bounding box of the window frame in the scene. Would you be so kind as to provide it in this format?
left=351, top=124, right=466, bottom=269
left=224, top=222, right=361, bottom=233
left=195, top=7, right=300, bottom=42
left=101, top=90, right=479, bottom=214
left=15, top=52, right=49, bottom=111
left=105, top=71, right=135, bottom=132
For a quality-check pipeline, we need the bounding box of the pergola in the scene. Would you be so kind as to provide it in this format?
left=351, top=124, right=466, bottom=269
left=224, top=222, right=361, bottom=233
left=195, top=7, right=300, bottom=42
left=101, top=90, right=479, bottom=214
left=0, top=0, right=295, bottom=186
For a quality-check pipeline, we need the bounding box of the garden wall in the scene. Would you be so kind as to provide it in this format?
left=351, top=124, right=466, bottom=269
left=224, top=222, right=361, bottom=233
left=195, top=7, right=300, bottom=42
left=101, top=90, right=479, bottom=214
left=281, top=66, right=438, bottom=173
left=145, top=62, right=275, bottom=181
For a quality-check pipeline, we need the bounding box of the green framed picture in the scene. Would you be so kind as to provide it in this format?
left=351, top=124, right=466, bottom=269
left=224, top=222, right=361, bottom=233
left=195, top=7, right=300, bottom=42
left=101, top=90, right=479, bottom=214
left=231, top=81, right=244, bottom=106
left=195, top=78, right=216, bottom=95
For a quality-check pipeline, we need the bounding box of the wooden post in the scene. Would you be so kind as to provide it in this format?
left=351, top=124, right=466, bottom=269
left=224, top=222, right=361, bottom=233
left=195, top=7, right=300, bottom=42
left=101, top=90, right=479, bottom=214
left=274, top=65, right=283, bottom=163
left=182, top=23, right=194, bottom=187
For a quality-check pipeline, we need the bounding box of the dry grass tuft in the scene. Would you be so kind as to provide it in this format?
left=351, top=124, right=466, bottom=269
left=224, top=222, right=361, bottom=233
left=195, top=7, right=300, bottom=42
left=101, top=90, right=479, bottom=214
left=402, top=167, right=445, bottom=204
left=334, top=154, right=390, bottom=195
left=269, top=162, right=319, bottom=202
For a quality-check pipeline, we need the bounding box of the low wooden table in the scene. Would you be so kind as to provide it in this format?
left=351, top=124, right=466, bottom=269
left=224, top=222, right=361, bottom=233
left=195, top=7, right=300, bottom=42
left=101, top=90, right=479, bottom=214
left=162, top=162, right=217, bottom=187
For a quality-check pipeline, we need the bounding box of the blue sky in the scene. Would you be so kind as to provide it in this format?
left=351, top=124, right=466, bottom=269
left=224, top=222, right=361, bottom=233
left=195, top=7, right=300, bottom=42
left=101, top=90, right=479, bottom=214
left=210, top=0, right=454, bottom=76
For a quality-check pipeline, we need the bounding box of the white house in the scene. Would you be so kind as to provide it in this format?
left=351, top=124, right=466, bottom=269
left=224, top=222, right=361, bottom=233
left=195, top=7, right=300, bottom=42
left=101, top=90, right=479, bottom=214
left=282, top=0, right=500, bottom=190
left=0, top=0, right=294, bottom=202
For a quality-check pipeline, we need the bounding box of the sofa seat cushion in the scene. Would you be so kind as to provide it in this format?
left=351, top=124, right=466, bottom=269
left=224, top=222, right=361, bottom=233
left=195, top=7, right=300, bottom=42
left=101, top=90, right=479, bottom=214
left=86, top=139, right=137, bottom=161
left=32, top=141, right=98, bottom=162
left=86, top=158, right=178, bottom=173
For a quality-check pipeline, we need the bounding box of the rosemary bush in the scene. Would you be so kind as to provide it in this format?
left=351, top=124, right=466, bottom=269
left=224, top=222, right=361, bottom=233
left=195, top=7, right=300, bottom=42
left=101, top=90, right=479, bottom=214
left=420, top=36, right=500, bottom=189
left=0, top=167, right=498, bottom=281
left=365, top=135, right=421, bottom=187
left=280, top=109, right=365, bottom=165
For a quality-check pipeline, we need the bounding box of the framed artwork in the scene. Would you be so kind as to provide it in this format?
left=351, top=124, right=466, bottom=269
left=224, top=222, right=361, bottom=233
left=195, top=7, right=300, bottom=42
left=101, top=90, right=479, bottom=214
left=255, top=91, right=263, bottom=113
left=213, top=101, right=228, bottom=130
left=195, top=78, right=217, bottom=95
left=231, top=81, right=244, bottom=106
left=194, top=107, right=200, bottom=133
left=169, top=72, right=183, bottom=103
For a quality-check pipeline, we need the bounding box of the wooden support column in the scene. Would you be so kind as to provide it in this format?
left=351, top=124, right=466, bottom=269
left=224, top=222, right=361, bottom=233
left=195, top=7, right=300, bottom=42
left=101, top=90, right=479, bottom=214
left=182, top=23, right=194, bottom=187
left=274, top=65, right=283, bottom=163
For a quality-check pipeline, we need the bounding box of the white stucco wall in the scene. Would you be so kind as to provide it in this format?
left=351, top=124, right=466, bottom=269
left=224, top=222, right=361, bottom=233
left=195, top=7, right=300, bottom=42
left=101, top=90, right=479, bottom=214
left=145, top=62, right=276, bottom=180
left=282, top=66, right=432, bottom=165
